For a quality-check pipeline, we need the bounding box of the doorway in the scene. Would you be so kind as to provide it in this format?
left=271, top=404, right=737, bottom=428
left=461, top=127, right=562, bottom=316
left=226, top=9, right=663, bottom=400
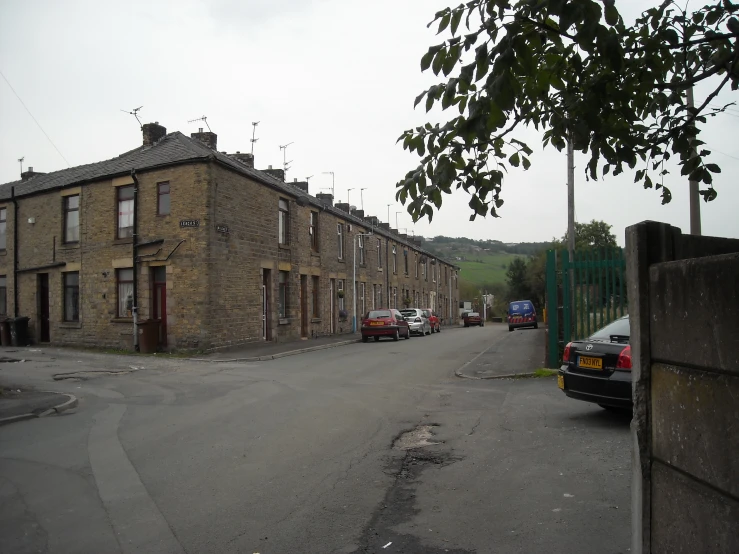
left=37, top=273, right=50, bottom=342
left=300, top=275, right=308, bottom=338
left=262, top=269, right=272, bottom=341
left=330, top=278, right=336, bottom=334
left=151, top=267, right=167, bottom=346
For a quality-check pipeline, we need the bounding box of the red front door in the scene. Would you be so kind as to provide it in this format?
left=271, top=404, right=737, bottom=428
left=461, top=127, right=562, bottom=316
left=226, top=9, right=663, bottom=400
left=152, top=267, right=167, bottom=346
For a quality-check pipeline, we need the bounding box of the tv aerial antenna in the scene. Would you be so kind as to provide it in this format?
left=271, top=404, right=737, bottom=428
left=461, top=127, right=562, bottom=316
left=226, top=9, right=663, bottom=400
left=18, top=156, right=24, bottom=175
left=279, top=142, right=294, bottom=179
left=251, top=121, right=260, bottom=155
left=121, top=106, right=143, bottom=129
left=188, top=115, right=212, bottom=132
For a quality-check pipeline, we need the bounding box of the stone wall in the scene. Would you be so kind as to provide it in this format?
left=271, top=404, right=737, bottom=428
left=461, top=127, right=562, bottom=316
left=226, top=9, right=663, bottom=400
left=626, top=221, right=739, bottom=554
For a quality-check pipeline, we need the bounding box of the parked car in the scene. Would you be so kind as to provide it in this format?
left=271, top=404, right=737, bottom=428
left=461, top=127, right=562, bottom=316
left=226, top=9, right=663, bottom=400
left=361, top=309, right=411, bottom=342
left=508, top=300, right=538, bottom=331
left=421, top=309, right=440, bottom=333
left=463, top=312, right=483, bottom=327
left=558, top=315, right=632, bottom=411
left=399, top=308, right=431, bottom=336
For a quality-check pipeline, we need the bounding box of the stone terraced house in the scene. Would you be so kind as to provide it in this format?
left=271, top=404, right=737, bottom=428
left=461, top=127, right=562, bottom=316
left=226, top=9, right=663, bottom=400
left=0, top=123, right=460, bottom=351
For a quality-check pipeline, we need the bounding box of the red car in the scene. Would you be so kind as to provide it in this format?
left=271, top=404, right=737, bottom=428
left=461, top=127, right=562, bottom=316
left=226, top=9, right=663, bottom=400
left=463, top=312, right=483, bottom=327
left=422, top=309, right=441, bottom=333
left=361, top=309, right=411, bottom=342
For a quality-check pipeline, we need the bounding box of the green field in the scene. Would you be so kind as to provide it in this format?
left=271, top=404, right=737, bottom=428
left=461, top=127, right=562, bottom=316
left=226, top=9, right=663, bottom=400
left=456, top=252, right=525, bottom=288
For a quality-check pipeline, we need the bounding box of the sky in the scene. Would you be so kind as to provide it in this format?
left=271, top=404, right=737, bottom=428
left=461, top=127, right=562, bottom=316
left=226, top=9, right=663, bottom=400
left=1, top=0, right=737, bottom=247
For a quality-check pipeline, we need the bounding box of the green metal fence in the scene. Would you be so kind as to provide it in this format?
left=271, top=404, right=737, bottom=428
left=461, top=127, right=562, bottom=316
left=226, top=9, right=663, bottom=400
left=546, top=247, right=627, bottom=368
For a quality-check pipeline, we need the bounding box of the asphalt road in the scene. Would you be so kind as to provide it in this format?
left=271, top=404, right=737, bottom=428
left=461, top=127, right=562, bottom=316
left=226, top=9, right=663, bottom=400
left=0, top=324, right=631, bottom=554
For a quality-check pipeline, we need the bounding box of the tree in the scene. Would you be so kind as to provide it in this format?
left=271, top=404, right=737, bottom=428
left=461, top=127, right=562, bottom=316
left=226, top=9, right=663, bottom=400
left=396, top=0, right=739, bottom=222
left=562, top=219, right=618, bottom=249
left=505, top=257, right=533, bottom=301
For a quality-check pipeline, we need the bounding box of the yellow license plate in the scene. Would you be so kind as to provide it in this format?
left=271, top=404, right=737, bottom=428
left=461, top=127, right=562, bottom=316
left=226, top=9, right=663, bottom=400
left=557, top=374, right=564, bottom=390
left=370, top=321, right=385, bottom=326
left=579, top=356, right=602, bottom=370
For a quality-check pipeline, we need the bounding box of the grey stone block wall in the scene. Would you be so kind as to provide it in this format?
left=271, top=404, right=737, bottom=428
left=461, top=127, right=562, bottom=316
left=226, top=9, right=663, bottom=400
left=626, top=222, right=739, bottom=554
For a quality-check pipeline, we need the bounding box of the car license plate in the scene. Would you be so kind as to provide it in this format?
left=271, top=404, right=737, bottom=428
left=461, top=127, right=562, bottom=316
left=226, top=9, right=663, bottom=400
left=557, top=374, right=564, bottom=390
left=370, top=321, right=384, bottom=326
left=578, top=356, right=602, bottom=370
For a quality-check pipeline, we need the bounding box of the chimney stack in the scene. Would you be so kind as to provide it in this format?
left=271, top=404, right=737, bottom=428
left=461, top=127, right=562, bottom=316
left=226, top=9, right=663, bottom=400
left=364, top=216, right=379, bottom=227
left=230, top=151, right=254, bottom=168
left=335, top=202, right=351, bottom=213
left=351, top=208, right=365, bottom=218
left=291, top=178, right=309, bottom=194
left=379, top=222, right=390, bottom=230
left=190, top=129, right=218, bottom=150
left=316, top=193, right=334, bottom=207
left=142, top=122, right=167, bottom=146
left=263, top=166, right=285, bottom=181
left=21, top=166, right=46, bottom=181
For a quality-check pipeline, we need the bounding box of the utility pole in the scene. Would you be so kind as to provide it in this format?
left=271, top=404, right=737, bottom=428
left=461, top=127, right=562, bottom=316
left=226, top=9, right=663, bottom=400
left=567, top=136, right=575, bottom=261
left=347, top=188, right=354, bottom=207
left=686, top=86, right=702, bottom=235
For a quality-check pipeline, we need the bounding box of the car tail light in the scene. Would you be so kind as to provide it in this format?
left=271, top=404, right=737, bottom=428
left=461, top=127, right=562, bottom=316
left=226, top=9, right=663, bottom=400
left=616, top=345, right=632, bottom=370
left=563, top=342, right=573, bottom=363
left=415, top=317, right=422, bottom=323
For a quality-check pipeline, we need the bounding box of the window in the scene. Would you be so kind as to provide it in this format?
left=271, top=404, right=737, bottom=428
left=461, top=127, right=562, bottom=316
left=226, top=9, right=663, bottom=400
left=117, top=185, right=134, bottom=239
left=312, top=276, right=320, bottom=318
left=393, top=287, right=397, bottom=309
left=0, top=275, right=6, bottom=315
left=377, top=239, right=383, bottom=268
left=338, top=279, right=345, bottom=311
left=337, top=224, right=344, bottom=260
left=425, top=259, right=429, bottom=281
left=376, top=285, right=382, bottom=309
left=360, top=282, right=366, bottom=316
left=371, top=284, right=376, bottom=310
left=392, top=246, right=397, bottom=274
left=64, top=272, right=80, bottom=322
left=64, top=195, right=80, bottom=243
left=278, top=271, right=289, bottom=319
left=117, top=268, right=134, bottom=317
left=404, top=251, right=408, bottom=275
left=278, top=199, right=289, bottom=245
left=415, top=255, right=419, bottom=278
left=157, top=182, right=171, bottom=215
left=358, top=234, right=365, bottom=265
left=310, top=211, right=319, bottom=252
left=432, top=262, right=436, bottom=282
left=0, top=208, right=6, bottom=250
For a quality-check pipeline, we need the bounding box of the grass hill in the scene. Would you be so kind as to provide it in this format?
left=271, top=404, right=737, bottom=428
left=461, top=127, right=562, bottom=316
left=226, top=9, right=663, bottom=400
left=422, top=236, right=551, bottom=289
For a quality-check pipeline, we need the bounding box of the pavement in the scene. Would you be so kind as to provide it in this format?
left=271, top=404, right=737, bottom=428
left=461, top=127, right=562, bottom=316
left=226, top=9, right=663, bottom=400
left=455, top=323, right=546, bottom=379
left=0, top=388, right=77, bottom=424
left=0, top=323, right=631, bottom=554
left=192, top=333, right=362, bottom=361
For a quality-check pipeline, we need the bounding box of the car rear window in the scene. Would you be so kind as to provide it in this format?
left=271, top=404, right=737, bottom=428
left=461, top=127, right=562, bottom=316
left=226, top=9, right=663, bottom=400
left=509, top=301, right=533, bottom=314
left=468, top=312, right=479, bottom=317
left=589, top=317, right=630, bottom=341
left=400, top=310, right=417, bottom=317
left=367, top=310, right=392, bottom=319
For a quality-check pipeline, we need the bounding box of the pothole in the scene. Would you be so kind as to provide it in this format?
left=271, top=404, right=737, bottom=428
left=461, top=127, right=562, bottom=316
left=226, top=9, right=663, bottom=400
left=0, top=357, right=24, bottom=363
left=393, top=424, right=441, bottom=450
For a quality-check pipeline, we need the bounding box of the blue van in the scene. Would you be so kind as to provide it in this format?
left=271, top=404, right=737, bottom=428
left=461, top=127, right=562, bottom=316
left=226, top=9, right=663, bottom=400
left=508, top=300, right=538, bottom=332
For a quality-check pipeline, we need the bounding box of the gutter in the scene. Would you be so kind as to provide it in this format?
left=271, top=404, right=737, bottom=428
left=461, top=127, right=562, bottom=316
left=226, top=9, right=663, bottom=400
left=131, top=170, right=139, bottom=351
left=11, top=186, right=18, bottom=317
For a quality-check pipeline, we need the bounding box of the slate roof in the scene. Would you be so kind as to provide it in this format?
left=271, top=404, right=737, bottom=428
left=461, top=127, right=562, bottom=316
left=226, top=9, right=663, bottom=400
left=0, top=132, right=457, bottom=268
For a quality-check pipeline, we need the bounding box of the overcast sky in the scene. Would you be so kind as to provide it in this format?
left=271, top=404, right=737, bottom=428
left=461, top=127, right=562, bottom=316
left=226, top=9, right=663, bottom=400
left=1, top=0, right=737, bottom=246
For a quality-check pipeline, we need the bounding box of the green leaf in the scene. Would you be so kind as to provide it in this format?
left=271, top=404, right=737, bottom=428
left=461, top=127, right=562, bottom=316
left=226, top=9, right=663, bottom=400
left=413, top=91, right=427, bottom=108
left=522, top=157, right=531, bottom=170
left=705, top=163, right=721, bottom=173
left=420, top=50, right=434, bottom=71
left=432, top=48, right=446, bottom=75
left=605, top=4, right=619, bottom=26
left=450, top=9, right=463, bottom=36
left=509, top=152, right=520, bottom=167
left=438, top=13, right=451, bottom=34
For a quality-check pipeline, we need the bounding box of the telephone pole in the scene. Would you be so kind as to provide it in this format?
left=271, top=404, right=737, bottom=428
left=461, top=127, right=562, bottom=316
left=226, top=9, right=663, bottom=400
left=686, top=86, right=702, bottom=235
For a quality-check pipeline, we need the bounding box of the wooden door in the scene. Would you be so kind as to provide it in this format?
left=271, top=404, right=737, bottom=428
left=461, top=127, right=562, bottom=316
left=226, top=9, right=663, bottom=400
left=300, top=275, right=308, bottom=337
left=151, top=267, right=167, bottom=346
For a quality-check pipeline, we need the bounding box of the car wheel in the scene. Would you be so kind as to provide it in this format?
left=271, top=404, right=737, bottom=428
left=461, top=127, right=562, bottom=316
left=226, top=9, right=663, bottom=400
left=393, top=329, right=400, bottom=341
left=534, top=323, right=539, bottom=329
left=480, top=322, right=484, bottom=327
left=599, top=404, right=631, bottom=414
left=374, top=336, right=380, bottom=342
left=430, top=326, right=435, bottom=334
left=508, top=326, right=513, bottom=332
left=362, top=335, right=368, bottom=343
left=464, top=323, right=469, bottom=328
left=405, top=329, right=410, bottom=339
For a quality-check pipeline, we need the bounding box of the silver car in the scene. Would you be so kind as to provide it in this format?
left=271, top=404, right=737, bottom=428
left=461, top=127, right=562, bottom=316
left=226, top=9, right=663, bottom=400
left=400, top=308, right=431, bottom=336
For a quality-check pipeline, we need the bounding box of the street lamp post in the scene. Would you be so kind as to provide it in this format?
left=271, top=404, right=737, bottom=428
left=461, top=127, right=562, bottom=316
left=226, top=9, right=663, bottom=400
left=387, top=204, right=392, bottom=225
left=360, top=188, right=367, bottom=211
left=353, top=231, right=374, bottom=333
left=348, top=188, right=355, bottom=207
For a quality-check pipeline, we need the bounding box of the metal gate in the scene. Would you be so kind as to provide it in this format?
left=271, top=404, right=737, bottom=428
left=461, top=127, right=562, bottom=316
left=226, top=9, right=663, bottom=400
left=546, top=247, right=627, bottom=368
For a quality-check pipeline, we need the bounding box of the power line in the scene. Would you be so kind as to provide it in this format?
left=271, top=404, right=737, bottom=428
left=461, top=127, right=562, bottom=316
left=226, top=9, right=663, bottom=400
left=0, top=68, right=71, bottom=167
left=707, top=146, right=739, bottom=161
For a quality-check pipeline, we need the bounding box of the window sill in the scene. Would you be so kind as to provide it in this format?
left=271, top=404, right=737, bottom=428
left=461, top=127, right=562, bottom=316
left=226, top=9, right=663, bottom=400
left=278, top=318, right=289, bottom=325
left=59, top=243, right=80, bottom=250
left=377, top=268, right=383, bottom=272
left=311, top=318, right=321, bottom=323
left=113, top=238, right=133, bottom=245
left=0, top=250, right=6, bottom=256
left=110, top=318, right=133, bottom=323
left=59, top=322, right=82, bottom=329
left=337, top=259, right=345, bottom=264
left=279, top=244, right=291, bottom=251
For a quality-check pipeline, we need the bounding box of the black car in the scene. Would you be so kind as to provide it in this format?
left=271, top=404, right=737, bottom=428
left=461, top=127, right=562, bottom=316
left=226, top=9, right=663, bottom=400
left=558, top=316, right=632, bottom=411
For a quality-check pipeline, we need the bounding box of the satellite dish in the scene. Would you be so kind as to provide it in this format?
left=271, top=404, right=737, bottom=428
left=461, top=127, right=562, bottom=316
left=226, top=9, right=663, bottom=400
left=296, top=196, right=309, bottom=207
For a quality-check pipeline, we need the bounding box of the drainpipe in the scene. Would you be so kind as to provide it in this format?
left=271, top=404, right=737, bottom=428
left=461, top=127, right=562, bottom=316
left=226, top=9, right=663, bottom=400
left=11, top=186, right=19, bottom=317
left=131, top=170, right=139, bottom=351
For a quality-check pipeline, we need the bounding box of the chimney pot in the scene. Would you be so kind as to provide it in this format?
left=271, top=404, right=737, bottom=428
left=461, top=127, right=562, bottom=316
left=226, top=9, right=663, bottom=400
left=190, top=129, right=218, bottom=150
left=199, top=127, right=203, bottom=132
left=28, top=166, right=33, bottom=172
left=268, top=165, right=273, bottom=170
